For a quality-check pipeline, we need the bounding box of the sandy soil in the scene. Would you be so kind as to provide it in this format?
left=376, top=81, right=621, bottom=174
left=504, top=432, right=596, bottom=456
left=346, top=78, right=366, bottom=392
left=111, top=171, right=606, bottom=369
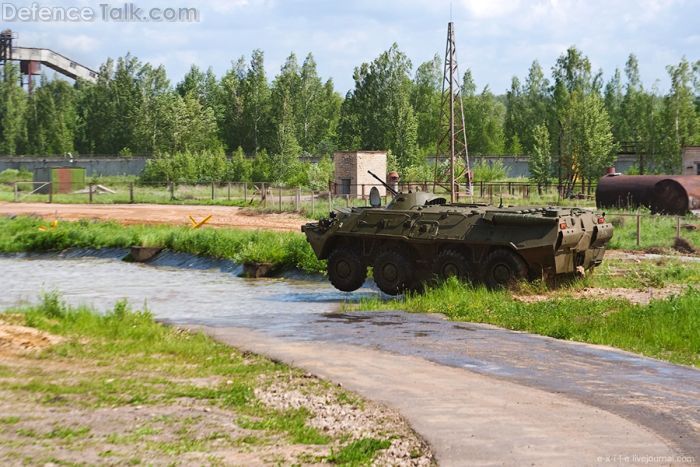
left=514, top=284, right=686, bottom=305
left=0, top=202, right=308, bottom=232
left=0, top=323, right=63, bottom=355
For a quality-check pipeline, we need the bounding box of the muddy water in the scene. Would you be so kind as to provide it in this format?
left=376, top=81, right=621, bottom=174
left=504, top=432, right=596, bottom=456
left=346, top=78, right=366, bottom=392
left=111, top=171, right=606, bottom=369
left=1, top=253, right=699, bottom=457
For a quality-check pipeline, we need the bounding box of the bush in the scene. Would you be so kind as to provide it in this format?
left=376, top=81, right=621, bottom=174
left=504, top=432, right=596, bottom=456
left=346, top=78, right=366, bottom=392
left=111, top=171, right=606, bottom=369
left=472, top=159, right=506, bottom=182
left=141, top=149, right=228, bottom=184
left=0, top=169, right=32, bottom=183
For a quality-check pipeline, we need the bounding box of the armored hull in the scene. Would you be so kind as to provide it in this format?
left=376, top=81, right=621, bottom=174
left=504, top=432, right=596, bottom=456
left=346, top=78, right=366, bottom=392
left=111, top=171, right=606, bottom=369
left=302, top=191, right=613, bottom=294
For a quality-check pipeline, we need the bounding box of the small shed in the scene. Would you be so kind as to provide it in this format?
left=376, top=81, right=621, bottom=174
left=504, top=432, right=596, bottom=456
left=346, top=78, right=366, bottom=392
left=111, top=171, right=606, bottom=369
left=333, top=151, right=387, bottom=198
left=33, top=167, right=86, bottom=194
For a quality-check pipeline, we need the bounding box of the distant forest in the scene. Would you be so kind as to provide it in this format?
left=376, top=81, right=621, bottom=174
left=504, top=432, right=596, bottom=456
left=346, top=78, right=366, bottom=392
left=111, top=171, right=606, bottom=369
left=0, top=43, right=698, bottom=190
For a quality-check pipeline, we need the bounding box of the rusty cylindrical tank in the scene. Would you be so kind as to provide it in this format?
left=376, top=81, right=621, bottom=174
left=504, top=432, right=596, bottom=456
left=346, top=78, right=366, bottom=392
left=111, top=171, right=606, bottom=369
left=651, top=177, right=700, bottom=215
left=595, top=175, right=666, bottom=210
left=596, top=174, right=700, bottom=214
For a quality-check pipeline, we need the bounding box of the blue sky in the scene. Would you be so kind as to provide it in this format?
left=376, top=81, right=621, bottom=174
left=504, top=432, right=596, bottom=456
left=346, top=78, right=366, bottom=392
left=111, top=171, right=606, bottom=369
left=7, top=0, right=700, bottom=94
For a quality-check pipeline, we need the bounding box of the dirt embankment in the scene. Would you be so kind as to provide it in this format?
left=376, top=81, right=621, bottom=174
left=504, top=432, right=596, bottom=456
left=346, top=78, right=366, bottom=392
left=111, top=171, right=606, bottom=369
left=0, top=203, right=308, bottom=232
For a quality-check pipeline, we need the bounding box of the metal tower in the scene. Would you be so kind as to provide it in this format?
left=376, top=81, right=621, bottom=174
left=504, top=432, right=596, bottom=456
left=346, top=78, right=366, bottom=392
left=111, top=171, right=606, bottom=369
left=433, top=22, right=473, bottom=202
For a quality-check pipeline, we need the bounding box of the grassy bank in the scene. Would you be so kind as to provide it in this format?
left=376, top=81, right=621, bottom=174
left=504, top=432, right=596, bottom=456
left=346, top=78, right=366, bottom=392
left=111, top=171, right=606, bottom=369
left=358, top=279, right=700, bottom=367
left=0, top=216, right=325, bottom=274
left=0, top=294, right=430, bottom=465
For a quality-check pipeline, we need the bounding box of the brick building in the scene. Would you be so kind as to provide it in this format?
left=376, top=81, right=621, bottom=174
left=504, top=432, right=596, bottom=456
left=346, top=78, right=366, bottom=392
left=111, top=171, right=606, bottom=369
left=333, top=151, right=387, bottom=198
left=682, top=146, right=700, bottom=175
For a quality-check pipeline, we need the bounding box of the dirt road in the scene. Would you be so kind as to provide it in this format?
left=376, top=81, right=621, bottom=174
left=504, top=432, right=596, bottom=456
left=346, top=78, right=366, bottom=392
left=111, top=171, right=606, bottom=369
left=193, top=326, right=685, bottom=466
left=0, top=202, right=308, bottom=232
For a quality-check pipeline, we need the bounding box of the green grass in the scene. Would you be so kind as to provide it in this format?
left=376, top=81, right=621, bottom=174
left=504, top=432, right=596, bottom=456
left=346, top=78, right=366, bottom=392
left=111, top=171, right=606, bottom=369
left=0, top=216, right=325, bottom=274
left=326, top=438, right=392, bottom=466
left=606, top=210, right=700, bottom=251
left=358, top=278, right=700, bottom=367
left=1, top=294, right=397, bottom=464
left=582, top=257, right=700, bottom=289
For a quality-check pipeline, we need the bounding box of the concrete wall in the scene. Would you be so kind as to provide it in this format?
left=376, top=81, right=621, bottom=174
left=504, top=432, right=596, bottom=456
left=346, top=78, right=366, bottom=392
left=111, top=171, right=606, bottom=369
left=333, top=151, right=386, bottom=197
left=466, top=155, right=640, bottom=179
left=0, top=157, right=147, bottom=177
left=1, top=153, right=645, bottom=181
left=682, top=147, right=700, bottom=175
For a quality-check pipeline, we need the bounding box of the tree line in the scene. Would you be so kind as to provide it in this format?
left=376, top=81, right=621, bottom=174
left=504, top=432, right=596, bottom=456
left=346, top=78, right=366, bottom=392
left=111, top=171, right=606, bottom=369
left=0, top=44, right=698, bottom=188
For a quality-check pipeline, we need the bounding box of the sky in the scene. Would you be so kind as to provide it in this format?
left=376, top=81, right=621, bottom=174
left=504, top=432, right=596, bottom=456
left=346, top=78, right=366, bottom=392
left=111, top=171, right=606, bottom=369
left=5, top=0, right=699, bottom=95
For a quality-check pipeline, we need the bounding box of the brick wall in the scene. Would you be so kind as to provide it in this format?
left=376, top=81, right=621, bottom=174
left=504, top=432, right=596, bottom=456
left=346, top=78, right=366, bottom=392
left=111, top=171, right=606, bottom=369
left=333, top=151, right=387, bottom=198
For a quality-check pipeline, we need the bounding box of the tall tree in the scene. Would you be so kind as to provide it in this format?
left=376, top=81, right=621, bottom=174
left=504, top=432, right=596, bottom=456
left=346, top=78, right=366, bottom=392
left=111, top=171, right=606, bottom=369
left=269, top=53, right=302, bottom=181
left=461, top=71, right=506, bottom=155
left=412, top=54, right=442, bottom=153
left=529, top=123, right=551, bottom=194
left=338, top=43, right=418, bottom=171
left=134, top=64, right=176, bottom=154
left=0, top=63, right=27, bottom=155
left=657, top=58, right=699, bottom=172
left=552, top=46, right=614, bottom=191
left=560, top=90, right=616, bottom=193
left=110, top=54, right=144, bottom=154
left=504, top=76, right=525, bottom=154
left=240, top=50, right=271, bottom=153
left=603, top=68, right=624, bottom=143
left=298, top=53, right=340, bottom=154
left=522, top=60, right=551, bottom=154
left=218, top=57, right=247, bottom=151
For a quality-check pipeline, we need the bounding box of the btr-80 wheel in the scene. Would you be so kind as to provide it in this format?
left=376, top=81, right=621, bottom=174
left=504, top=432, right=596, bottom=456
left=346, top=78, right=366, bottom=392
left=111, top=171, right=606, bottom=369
left=433, top=249, right=472, bottom=282
left=373, top=249, right=414, bottom=295
left=327, top=248, right=366, bottom=292
left=482, top=249, right=528, bottom=289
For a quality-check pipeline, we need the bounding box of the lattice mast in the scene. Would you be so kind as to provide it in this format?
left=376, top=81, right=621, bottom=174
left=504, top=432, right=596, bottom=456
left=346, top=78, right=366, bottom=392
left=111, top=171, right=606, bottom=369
left=433, top=22, right=473, bottom=202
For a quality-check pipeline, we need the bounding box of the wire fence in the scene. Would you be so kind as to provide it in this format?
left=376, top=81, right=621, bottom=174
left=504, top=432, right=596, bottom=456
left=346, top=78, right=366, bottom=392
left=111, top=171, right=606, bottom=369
left=2, top=179, right=591, bottom=208
left=1, top=179, right=699, bottom=249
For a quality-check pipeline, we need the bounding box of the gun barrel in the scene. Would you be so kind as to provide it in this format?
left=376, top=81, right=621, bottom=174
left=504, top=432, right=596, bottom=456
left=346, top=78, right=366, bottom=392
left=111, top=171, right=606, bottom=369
left=367, top=170, right=399, bottom=196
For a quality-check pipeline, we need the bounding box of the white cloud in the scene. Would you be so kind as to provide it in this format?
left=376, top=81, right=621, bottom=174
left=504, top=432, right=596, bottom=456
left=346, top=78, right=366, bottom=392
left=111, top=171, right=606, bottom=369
left=207, top=0, right=269, bottom=13
left=57, top=34, right=99, bottom=53
left=459, top=0, right=522, bottom=18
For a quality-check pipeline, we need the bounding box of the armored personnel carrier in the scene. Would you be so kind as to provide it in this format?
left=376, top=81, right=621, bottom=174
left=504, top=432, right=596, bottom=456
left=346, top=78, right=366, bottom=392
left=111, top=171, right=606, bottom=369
left=302, top=172, right=614, bottom=294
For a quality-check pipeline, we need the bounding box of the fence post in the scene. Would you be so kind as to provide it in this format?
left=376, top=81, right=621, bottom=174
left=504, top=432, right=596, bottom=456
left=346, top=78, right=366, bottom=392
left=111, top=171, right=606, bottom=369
left=243, top=183, right=247, bottom=202
left=169, top=182, right=175, bottom=201
left=328, top=191, right=332, bottom=212
left=262, top=182, right=266, bottom=207
left=278, top=186, right=282, bottom=211
left=129, top=182, right=134, bottom=203
left=13, top=182, right=18, bottom=202
left=211, top=181, right=215, bottom=200
left=676, top=216, right=681, bottom=238
left=636, top=212, right=641, bottom=247
left=361, top=184, right=365, bottom=201
left=311, top=191, right=315, bottom=217
left=227, top=182, right=231, bottom=201
left=48, top=182, right=52, bottom=204
left=345, top=194, right=349, bottom=207
left=89, top=183, right=94, bottom=204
